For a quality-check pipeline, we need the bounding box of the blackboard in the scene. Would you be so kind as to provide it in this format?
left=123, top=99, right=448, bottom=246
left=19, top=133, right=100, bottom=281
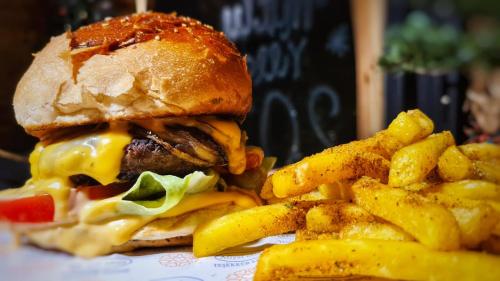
left=157, top=0, right=358, bottom=166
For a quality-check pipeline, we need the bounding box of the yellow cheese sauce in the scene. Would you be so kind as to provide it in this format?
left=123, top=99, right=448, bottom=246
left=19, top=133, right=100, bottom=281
left=0, top=127, right=131, bottom=219
left=25, top=191, right=258, bottom=257
left=26, top=215, right=154, bottom=257
left=29, top=127, right=132, bottom=185
left=202, top=118, right=247, bottom=174
left=131, top=203, right=245, bottom=241
left=79, top=190, right=258, bottom=223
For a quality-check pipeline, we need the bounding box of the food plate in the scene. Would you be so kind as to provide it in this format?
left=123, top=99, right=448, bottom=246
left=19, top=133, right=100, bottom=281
left=0, top=232, right=294, bottom=281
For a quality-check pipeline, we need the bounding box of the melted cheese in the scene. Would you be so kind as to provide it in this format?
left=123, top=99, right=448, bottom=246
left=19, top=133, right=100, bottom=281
left=79, top=190, right=258, bottom=223
left=0, top=127, right=131, bottom=219
left=202, top=118, right=247, bottom=174
left=30, top=128, right=132, bottom=185
left=26, top=191, right=258, bottom=257
left=26, top=216, right=154, bottom=257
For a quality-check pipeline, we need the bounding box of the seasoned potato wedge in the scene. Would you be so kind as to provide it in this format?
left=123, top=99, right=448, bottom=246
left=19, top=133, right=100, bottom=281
left=266, top=190, right=330, bottom=204
left=422, top=191, right=499, bottom=248
left=296, top=222, right=414, bottom=242
left=386, top=109, right=434, bottom=145
left=438, top=145, right=474, bottom=181
left=473, top=160, right=500, bottom=184
left=317, top=180, right=355, bottom=200
left=450, top=206, right=498, bottom=248
left=339, top=222, right=414, bottom=241
left=193, top=203, right=306, bottom=257
left=295, top=229, right=338, bottom=241
left=352, top=177, right=460, bottom=250
left=271, top=152, right=389, bottom=198
left=306, top=203, right=375, bottom=233
left=459, top=143, right=500, bottom=161
left=260, top=178, right=275, bottom=200
left=261, top=109, right=433, bottom=199
left=254, top=239, right=500, bottom=281
left=481, top=235, right=500, bottom=254
left=317, top=131, right=404, bottom=161
left=389, top=131, right=455, bottom=187
left=434, top=180, right=500, bottom=201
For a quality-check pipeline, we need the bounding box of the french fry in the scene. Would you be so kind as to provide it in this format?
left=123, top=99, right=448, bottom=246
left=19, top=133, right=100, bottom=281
left=266, top=190, right=329, bottom=205
left=260, top=177, right=275, bottom=200
left=494, top=221, right=500, bottom=236
left=424, top=184, right=500, bottom=242
left=254, top=239, right=500, bottom=281
left=193, top=203, right=306, bottom=257
left=399, top=169, right=441, bottom=192
left=261, top=109, right=432, bottom=199
left=481, top=235, right=500, bottom=255
left=339, top=221, right=414, bottom=241
left=314, top=131, right=403, bottom=161
left=389, top=131, right=455, bottom=187
left=300, top=110, right=433, bottom=162
left=324, top=131, right=406, bottom=160
left=437, top=145, right=474, bottom=181
left=401, top=181, right=435, bottom=192
left=422, top=191, right=499, bottom=248
left=434, top=180, right=500, bottom=201
left=352, top=177, right=460, bottom=250
left=304, top=203, right=414, bottom=242
left=386, top=109, right=434, bottom=145
left=317, top=180, right=355, bottom=200
left=295, top=229, right=338, bottom=241
left=450, top=206, right=498, bottom=248
left=271, top=152, right=389, bottom=198
left=473, top=160, right=500, bottom=184
left=459, top=143, right=500, bottom=161
left=491, top=200, right=500, bottom=238
left=296, top=221, right=414, bottom=242
left=306, top=203, right=375, bottom=233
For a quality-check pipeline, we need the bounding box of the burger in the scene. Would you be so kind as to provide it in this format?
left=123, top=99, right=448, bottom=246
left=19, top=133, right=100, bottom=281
left=0, top=12, right=272, bottom=257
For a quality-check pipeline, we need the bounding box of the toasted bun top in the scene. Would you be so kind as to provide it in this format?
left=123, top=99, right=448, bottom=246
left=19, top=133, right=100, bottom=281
left=14, top=12, right=251, bottom=137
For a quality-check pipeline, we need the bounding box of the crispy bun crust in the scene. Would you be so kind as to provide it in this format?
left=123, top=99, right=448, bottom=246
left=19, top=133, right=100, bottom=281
left=14, top=12, right=251, bottom=137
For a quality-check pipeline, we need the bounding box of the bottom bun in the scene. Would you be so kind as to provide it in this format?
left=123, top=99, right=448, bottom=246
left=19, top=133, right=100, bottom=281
left=112, top=235, right=193, bottom=253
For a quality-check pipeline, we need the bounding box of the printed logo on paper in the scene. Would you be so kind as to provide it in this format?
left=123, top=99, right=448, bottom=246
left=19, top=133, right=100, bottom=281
left=226, top=268, right=255, bottom=281
left=158, top=252, right=196, bottom=267
left=213, top=252, right=259, bottom=268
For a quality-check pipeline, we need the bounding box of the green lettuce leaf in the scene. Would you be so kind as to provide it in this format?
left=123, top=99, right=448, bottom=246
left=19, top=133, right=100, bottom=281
left=116, top=170, right=218, bottom=216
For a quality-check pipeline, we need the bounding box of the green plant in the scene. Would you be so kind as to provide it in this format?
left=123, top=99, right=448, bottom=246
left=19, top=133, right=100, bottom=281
left=379, top=12, right=470, bottom=74
left=463, top=28, right=500, bottom=70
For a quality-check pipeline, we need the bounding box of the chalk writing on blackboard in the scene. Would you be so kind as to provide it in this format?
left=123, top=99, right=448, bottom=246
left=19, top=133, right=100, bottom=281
left=219, top=0, right=354, bottom=165
left=308, top=85, right=341, bottom=147
left=259, top=90, right=300, bottom=164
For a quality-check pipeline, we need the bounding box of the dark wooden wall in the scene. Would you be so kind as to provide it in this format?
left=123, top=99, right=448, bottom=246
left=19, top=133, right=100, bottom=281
left=0, top=0, right=138, bottom=188
left=0, top=1, right=51, bottom=153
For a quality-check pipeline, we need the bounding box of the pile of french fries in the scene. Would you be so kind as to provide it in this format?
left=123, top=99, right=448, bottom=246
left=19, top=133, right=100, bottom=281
left=192, top=110, right=500, bottom=280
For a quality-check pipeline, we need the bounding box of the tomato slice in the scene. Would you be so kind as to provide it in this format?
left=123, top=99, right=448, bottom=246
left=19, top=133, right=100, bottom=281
left=245, top=146, right=264, bottom=170
left=76, top=182, right=131, bottom=200
left=0, top=194, right=54, bottom=223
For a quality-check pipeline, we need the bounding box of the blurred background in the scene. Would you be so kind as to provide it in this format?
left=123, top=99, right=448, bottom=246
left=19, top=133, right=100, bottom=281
left=0, top=0, right=498, bottom=188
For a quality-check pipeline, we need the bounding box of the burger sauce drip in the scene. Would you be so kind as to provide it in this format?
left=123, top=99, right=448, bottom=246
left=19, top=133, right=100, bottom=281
left=69, top=12, right=239, bottom=77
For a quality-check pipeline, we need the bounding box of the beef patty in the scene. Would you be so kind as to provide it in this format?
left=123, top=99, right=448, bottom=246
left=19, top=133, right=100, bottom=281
left=70, top=125, right=226, bottom=186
